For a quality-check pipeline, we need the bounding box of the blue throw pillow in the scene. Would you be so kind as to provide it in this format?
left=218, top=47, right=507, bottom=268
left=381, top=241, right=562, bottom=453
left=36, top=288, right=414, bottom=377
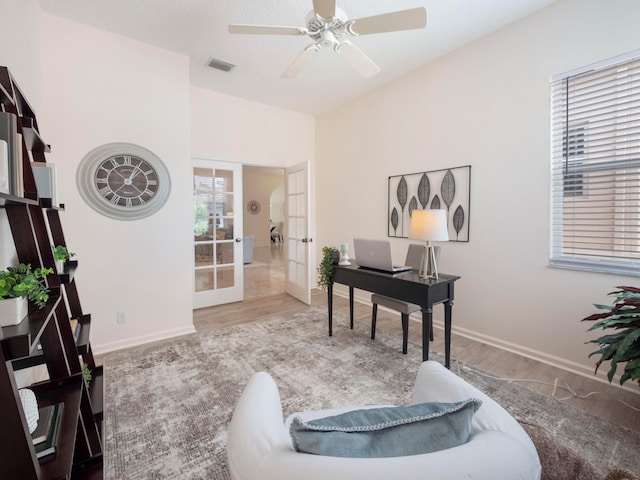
left=289, top=398, right=481, bottom=458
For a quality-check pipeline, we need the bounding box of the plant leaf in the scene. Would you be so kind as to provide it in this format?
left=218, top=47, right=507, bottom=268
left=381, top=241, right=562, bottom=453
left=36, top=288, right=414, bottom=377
left=430, top=195, right=441, bottom=209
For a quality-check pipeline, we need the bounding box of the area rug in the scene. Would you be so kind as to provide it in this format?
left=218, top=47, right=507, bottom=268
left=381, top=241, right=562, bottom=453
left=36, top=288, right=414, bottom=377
left=103, top=307, right=640, bottom=479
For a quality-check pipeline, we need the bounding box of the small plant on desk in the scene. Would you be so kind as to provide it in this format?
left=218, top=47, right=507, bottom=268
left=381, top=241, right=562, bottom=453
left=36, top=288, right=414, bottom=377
left=317, top=246, right=340, bottom=291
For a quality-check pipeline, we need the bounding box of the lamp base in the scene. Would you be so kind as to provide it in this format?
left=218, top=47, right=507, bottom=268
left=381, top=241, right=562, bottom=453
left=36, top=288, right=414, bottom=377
left=419, top=242, right=439, bottom=280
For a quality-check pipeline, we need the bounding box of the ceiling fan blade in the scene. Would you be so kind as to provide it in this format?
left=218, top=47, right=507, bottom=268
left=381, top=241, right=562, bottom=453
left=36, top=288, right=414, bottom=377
left=313, top=0, right=336, bottom=20
left=335, top=42, right=381, bottom=78
left=347, top=7, right=427, bottom=36
left=282, top=44, right=321, bottom=79
left=229, top=24, right=307, bottom=36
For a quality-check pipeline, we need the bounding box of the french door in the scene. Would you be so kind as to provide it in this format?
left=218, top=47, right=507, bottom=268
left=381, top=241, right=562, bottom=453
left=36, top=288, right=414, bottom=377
left=285, top=161, right=312, bottom=305
left=192, top=159, right=243, bottom=308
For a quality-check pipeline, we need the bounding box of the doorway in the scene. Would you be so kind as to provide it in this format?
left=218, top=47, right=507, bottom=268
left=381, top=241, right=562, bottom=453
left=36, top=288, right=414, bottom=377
left=242, top=165, right=286, bottom=301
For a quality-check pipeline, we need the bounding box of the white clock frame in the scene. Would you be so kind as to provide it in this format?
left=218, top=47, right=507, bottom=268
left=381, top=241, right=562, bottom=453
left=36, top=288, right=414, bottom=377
left=76, top=142, right=171, bottom=221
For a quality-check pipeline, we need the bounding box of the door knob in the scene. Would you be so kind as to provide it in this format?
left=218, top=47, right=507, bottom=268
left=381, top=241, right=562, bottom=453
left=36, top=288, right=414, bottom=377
left=235, top=238, right=241, bottom=242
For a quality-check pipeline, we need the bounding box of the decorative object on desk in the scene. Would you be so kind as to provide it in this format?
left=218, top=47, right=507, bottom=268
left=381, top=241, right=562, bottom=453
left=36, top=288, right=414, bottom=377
left=409, top=209, right=449, bottom=280
left=18, top=388, right=39, bottom=434
left=0, top=263, right=53, bottom=326
left=582, top=286, right=640, bottom=388
left=247, top=200, right=261, bottom=215
left=389, top=165, right=470, bottom=241
left=317, top=246, right=339, bottom=291
left=52, top=245, right=76, bottom=274
left=338, top=242, right=351, bottom=266
left=76, top=142, right=171, bottom=221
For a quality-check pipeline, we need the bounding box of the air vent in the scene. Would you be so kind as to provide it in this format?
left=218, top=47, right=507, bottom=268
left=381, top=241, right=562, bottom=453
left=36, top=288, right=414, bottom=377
left=207, top=57, right=235, bottom=72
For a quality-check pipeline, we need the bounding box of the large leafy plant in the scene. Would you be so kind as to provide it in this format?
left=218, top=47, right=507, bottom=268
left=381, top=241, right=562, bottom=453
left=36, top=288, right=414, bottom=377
left=0, top=263, right=54, bottom=309
left=582, top=286, right=640, bottom=388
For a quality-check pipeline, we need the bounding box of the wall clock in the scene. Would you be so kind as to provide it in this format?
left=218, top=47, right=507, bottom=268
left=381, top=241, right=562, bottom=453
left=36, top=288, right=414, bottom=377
left=247, top=200, right=261, bottom=215
left=76, top=142, right=171, bottom=221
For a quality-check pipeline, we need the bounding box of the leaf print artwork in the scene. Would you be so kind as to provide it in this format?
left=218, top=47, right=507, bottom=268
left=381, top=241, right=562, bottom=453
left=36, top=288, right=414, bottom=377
left=397, top=177, right=408, bottom=210
left=408, top=196, right=418, bottom=217
left=418, top=174, right=430, bottom=209
left=453, top=205, right=465, bottom=240
left=397, top=176, right=408, bottom=235
left=388, top=165, right=469, bottom=241
left=391, top=207, right=399, bottom=234
left=441, top=170, right=456, bottom=211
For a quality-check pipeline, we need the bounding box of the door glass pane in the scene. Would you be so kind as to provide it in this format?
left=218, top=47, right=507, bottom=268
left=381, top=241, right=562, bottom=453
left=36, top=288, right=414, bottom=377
left=194, top=166, right=235, bottom=293
left=195, top=268, right=214, bottom=292
left=217, top=266, right=234, bottom=289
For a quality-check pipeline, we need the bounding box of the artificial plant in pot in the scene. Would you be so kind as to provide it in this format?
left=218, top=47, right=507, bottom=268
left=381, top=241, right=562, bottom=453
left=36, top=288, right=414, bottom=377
left=582, top=285, right=640, bottom=388
left=52, top=245, right=76, bottom=273
left=317, top=246, right=340, bottom=291
left=0, top=263, right=53, bottom=327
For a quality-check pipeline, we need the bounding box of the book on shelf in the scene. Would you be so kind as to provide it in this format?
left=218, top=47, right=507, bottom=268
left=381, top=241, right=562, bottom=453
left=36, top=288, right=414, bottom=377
left=31, top=404, right=56, bottom=445
left=0, top=111, right=17, bottom=195
left=70, top=318, right=81, bottom=341
left=34, top=402, right=63, bottom=459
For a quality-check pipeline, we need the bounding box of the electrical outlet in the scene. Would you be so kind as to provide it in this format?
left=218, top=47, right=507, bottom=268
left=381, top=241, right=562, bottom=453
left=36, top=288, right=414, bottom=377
left=117, top=312, right=127, bottom=324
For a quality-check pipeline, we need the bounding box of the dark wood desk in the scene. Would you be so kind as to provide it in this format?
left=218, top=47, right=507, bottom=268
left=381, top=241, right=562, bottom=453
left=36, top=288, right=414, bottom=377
left=327, top=264, right=460, bottom=368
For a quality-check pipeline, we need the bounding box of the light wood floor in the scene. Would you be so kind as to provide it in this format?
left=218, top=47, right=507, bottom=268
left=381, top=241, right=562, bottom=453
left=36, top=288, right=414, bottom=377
left=194, top=244, right=640, bottom=432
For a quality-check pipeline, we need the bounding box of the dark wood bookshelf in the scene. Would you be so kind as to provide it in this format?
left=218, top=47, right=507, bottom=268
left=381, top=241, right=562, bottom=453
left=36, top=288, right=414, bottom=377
left=0, top=65, right=103, bottom=479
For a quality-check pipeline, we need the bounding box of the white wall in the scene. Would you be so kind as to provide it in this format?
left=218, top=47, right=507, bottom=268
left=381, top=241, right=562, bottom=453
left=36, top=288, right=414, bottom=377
left=38, top=14, right=194, bottom=353
left=315, top=0, right=640, bottom=384
left=191, top=87, right=315, bottom=167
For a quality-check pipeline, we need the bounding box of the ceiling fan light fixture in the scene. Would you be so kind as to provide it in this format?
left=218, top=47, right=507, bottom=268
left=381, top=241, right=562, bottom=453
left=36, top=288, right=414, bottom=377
left=228, top=2, right=427, bottom=79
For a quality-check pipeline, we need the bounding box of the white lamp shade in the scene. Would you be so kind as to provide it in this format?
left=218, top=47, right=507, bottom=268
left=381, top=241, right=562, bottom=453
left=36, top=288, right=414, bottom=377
left=409, top=209, right=449, bottom=241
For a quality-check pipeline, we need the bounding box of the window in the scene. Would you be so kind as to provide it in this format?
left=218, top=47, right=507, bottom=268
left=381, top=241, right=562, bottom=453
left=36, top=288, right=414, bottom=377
left=550, top=51, right=640, bottom=275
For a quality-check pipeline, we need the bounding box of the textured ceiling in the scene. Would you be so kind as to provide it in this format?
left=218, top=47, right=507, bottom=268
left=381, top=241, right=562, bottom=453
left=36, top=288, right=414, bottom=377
left=38, top=0, right=558, bottom=115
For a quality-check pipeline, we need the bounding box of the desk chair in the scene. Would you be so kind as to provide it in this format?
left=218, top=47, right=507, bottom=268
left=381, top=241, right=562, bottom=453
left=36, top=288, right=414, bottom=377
left=371, top=244, right=440, bottom=354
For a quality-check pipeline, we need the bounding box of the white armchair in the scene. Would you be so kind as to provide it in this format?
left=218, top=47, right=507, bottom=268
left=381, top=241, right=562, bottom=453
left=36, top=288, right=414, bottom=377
left=227, top=361, right=541, bottom=480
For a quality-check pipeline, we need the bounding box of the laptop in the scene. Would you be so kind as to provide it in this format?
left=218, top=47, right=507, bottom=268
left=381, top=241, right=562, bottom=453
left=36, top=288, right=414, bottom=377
left=353, top=238, right=413, bottom=273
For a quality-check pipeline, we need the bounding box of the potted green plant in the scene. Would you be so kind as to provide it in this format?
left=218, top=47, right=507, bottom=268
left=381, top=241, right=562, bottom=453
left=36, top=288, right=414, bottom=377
left=582, top=285, right=640, bottom=388
left=52, top=245, right=76, bottom=273
left=0, top=263, right=53, bottom=327
left=317, top=246, right=340, bottom=291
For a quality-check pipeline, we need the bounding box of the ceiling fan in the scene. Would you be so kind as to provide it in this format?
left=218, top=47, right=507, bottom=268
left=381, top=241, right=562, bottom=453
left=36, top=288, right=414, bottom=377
left=228, top=0, right=427, bottom=79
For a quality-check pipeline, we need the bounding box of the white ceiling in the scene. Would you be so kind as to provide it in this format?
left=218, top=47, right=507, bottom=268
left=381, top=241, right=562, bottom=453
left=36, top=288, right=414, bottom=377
left=38, top=0, right=558, bottom=115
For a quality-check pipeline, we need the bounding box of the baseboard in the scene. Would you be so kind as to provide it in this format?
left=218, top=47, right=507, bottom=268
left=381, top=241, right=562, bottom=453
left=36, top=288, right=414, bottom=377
left=333, top=287, right=639, bottom=395
left=93, top=325, right=196, bottom=356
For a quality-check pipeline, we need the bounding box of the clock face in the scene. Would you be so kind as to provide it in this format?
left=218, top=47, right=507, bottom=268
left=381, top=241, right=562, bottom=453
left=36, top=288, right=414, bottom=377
left=77, top=143, right=171, bottom=221
left=94, top=155, right=158, bottom=208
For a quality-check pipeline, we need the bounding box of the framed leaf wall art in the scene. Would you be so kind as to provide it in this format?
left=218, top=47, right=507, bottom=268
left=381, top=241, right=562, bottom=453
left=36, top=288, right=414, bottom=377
left=388, top=165, right=471, bottom=242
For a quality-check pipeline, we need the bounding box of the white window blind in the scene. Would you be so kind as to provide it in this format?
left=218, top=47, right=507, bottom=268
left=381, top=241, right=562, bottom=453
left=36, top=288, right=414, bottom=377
left=550, top=51, right=640, bottom=275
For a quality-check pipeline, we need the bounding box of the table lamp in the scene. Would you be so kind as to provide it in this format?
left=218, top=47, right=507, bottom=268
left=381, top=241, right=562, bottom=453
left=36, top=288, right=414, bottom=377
left=409, top=209, right=449, bottom=279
